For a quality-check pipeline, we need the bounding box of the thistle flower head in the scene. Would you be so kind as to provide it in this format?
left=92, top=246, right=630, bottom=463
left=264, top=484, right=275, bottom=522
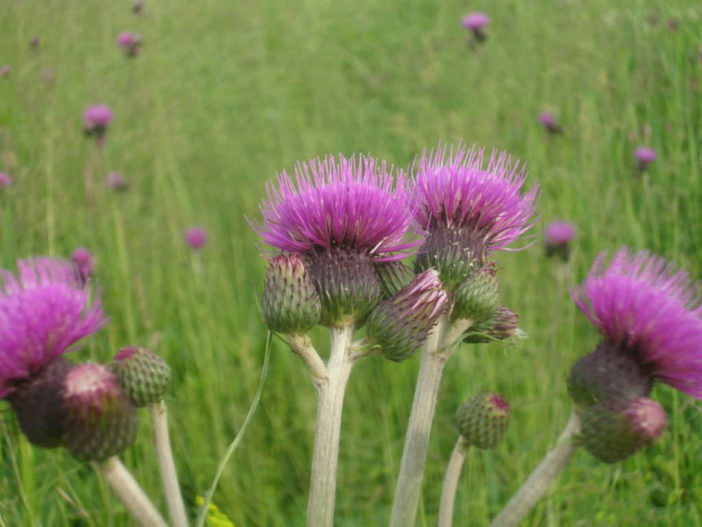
left=571, top=249, right=702, bottom=399
left=464, top=305, right=521, bottom=344
left=0, top=258, right=107, bottom=398
left=116, top=31, right=142, bottom=57
left=83, top=105, right=113, bottom=129
left=1, top=65, right=9, bottom=77
left=367, top=269, right=448, bottom=361
left=635, top=147, right=656, bottom=166
left=455, top=392, right=510, bottom=449
left=0, top=172, right=12, bottom=189
left=117, top=31, right=134, bottom=48
left=71, top=247, right=95, bottom=282
left=452, top=264, right=499, bottom=322
left=538, top=112, right=556, bottom=128
left=111, top=347, right=171, bottom=407
left=462, top=12, right=490, bottom=30
left=580, top=397, right=667, bottom=463
left=105, top=172, right=128, bottom=190
left=544, top=221, right=575, bottom=260
left=62, top=363, right=138, bottom=461
left=375, top=260, right=415, bottom=298
left=184, top=227, right=208, bottom=250
left=413, top=143, right=539, bottom=286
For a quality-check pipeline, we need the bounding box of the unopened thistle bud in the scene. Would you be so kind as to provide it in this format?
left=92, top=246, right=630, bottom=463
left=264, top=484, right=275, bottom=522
left=464, top=305, right=520, bottom=344
left=455, top=392, right=510, bottom=449
left=452, top=265, right=499, bottom=323
left=262, top=253, right=321, bottom=333
left=567, top=340, right=653, bottom=410
left=580, top=397, right=667, bottom=463
left=366, top=270, right=448, bottom=362
left=375, top=260, right=414, bottom=298
left=62, top=363, right=138, bottom=462
left=110, top=347, right=171, bottom=407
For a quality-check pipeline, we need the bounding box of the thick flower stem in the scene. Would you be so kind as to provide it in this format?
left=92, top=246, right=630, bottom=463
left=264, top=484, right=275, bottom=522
left=490, top=412, right=581, bottom=527
left=97, top=457, right=168, bottom=527
left=438, top=437, right=470, bottom=527
left=306, top=325, right=355, bottom=527
left=390, top=316, right=472, bottom=527
left=287, top=333, right=328, bottom=384
left=150, top=400, right=188, bottom=527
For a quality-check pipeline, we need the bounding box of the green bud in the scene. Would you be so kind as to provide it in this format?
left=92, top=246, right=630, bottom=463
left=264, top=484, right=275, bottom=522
left=452, top=266, right=498, bottom=323
left=455, top=392, right=510, bottom=449
left=110, top=347, right=172, bottom=407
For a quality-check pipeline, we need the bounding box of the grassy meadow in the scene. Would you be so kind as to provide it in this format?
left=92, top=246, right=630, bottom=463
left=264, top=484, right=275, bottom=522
left=1, top=0, right=701, bottom=525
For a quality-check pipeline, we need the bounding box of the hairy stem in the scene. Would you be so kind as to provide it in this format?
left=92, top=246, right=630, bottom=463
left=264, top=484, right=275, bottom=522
left=97, top=457, right=167, bottom=527
left=287, top=333, right=328, bottom=384
left=306, top=325, right=355, bottom=527
left=438, top=437, right=470, bottom=527
left=151, top=400, right=188, bottom=527
left=490, top=412, right=581, bottom=527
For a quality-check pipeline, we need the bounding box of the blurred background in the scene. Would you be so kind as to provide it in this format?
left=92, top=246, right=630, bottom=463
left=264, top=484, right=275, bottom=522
left=0, top=0, right=700, bottom=525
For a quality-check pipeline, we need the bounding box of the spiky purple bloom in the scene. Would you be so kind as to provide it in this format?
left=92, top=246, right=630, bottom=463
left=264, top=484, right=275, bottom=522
left=71, top=247, right=95, bottom=282
left=117, top=31, right=133, bottom=48
left=0, top=172, right=12, bottom=189
left=1, top=65, right=10, bottom=77
left=462, top=12, right=490, bottom=30
left=571, top=249, right=702, bottom=399
left=635, top=147, right=657, bottom=169
left=0, top=258, right=107, bottom=398
left=83, top=105, right=113, bottom=129
left=184, top=227, right=208, bottom=250
left=105, top=172, right=128, bottom=190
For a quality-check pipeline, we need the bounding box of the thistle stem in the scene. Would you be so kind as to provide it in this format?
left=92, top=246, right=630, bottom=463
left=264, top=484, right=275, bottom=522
left=306, top=325, right=355, bottom=527
left=97, top=457, right=168, bottom=527
left=438, top=437, right=470, bottom=527
left=390, top=316, right=472, bottom=527
left=150, top=400, right=188, bottom=527
left=287, top=333, right=328, bottom=384
left=490, top=412, right=581, bottom=527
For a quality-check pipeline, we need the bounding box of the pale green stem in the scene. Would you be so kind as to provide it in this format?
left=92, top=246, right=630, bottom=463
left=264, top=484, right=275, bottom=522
left=150, top=400, right=188, bottom=527
left=97, top=457, right=167, bottom=527
left=490, top=412, right=581, bottom=527
left=438, top=437, right=470, bottom=527
left=286, top=333, right=328, bottom=384
left=306, top=325, right=355, bottom=527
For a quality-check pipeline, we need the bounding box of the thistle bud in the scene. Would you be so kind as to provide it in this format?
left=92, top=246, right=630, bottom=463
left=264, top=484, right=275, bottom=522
left=455, top=392, right=510, bottom=449
left=452, top=265, right=498, bottom=323
left=375, top=260, right=414, bottom=298
left=567, top=340, right=653, bottom=410
left=366, top=270, right=448, bottom=361
left=110, top=347, right=171, bottom=407
left=62, top=363, right=138, bottom=462
left=464, top=305, right=520, bottom=344
left=309, top=249, right=382, bottom=327
left=580, top=397, right=667, bottom=463
left=262, top=253, right=321, bottom=333
left=6, top=357, right=74, bottom=448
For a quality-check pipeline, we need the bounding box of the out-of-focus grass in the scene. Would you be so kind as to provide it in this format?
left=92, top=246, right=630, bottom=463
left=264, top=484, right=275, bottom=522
left=0, top=0, right=700, bottom=525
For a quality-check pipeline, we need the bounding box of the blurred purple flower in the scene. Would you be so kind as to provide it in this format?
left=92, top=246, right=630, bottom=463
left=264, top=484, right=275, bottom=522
left=538, top=112, right=563, bottom=134
left=71, top=248, right=95, bottom=282
left=0, top=173, right=12, bottom=189
left=571, top=249, right=702, bottom=399
left=184, top=227, right=208, bottom=250
left=635, top=147, right=656, bottom=171
left=31, top=36, right=39, bottom=50
left=117, top=31, right=142, bottom=57
left=105, top=172, right=128, bottom=191
left=462, top=12, right=490, bottom=42
left=544, top=221, right=575, bottom=260
left=0, top=258, right=107, bottom=398
left=1, top=65, right=10, bottom=77
left=83, top=105, right=113, bottom=146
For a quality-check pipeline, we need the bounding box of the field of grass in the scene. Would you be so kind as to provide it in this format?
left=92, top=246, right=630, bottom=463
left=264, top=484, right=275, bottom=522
left=1, top=0, right=701, bottom=525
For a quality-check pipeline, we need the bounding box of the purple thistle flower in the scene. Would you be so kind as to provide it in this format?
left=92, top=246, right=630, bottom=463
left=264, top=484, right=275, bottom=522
left=571, top=248, right=702, bottom=399
left=1, top=65, right=10, bottom=77
left=184, top=227, right=208, bottom=250
left=538, top=112, right=563, bottom=134
left=117, top=31, right=133, bottom=48
left=71, top=247, right=95, bottom=282
left=83, top=105, right=113, bottom=145
left=117, top=31, right=142, bottom=57
left=544, top=221, right=576, bottom=260
left=0, top=172, right=12, bottom=189
left=462, top=12, right=490, bottom=43
left=105, top=172, right=128, bottom=191
left=31, top=36, right=40, bottom=50
left=413, top=143, right=539, bottom=288
left=0, top=258, right=107, bottom=398
left=635, top=147, right=656, bottom=172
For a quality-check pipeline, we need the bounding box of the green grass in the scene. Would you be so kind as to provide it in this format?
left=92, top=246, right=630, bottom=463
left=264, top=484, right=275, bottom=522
left=1, top=0, right=701, bottom=525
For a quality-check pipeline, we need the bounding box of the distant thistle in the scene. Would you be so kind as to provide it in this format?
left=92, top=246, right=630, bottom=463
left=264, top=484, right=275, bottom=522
left=538, top=112, right=563, bottom=134
left=580, top=397, right=666, bottom=463
left=634, top=147, right=656, bottom=172
left=111, top=347, right=172, bottom=407
left=544, top=221, right=575, bottom=261
left=0, top=172, right=12, bottom=189
left=570, top=249, right=702, bottom=400
left=366, top=270, right=448, bottom=361
left=455, top=392, right=510, bottom=449
left=117, top=31, right=143, bottom=57
left=184, top=227, right=208, bottom=250
left=71, top=247, right=95, bottom=283
left=462, top=12, right=490, bottom=43
left=83, top=105, right=113, bottom=147
left=1, top=65, right=9, bottom=77
left=262, top=253, right=321, bottom=334
left=105, top=172, right=129, bottom=191
left=253, top=154, right=416, bottom=327
left=62, top=363, right=138, bottom=462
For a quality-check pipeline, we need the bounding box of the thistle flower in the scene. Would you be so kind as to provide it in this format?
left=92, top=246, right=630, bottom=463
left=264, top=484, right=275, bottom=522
left=570, top=249, right=702, bottom=400
left=455, top=392, right=510, bottom=449
left=538, top=112, right=562, bottom=134
left=31, top=36, right=40, bottom=51
left=634, top=147, right=656, bottom=172
left=62, top=363, right=138, bottom=461
left=462, top=12, right=490, bottom=42
left=71, top=247, right=95, bottom=282
left=366, top=270, right=448, bottom=361
left=184, top=227, right=208, bottom=250
left=1, top=65, right=9, bottom=77
left=261, top=252, right=321, bottom=334
left=133, top=0, right=144, bottom=13
left=579, top=397, right=667, bottom=463
left=253, top=154, right=415, bottom=327
left=117, top=31, right=142, bottom=57
left=0, top=172, right=12, bottom=189
left=105, top=172, right=128, bottom=191
left=544, top=221, right=576, bottom=261
left=413, top=143, right=539, bottom=290
left=375, top=260, right=415, bottom=298
left=83, top=105, right=113, bottom=146
left=110, top=347, right=171, bottom=407
left=0, top=258, right=107, bottom=399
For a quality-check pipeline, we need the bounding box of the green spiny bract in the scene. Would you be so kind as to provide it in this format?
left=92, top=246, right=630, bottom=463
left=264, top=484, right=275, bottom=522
left=375, top=260, right=414, bottom=298
left=455, top=392, right=510, bottom=449
left=463, top=305, right=520, bottom=344
left=262, top=252, right=321, bottom=334
left=62, top=363, right=138, bottom=462
left=580, top=397, right=666, bottom=463
left=452, top=265, right=499, bottom=323
left=366, top=269, right=448, bottom=362
left=567, top=340, right=653, bottom=411
left=110, top=347, right=172, bottom=407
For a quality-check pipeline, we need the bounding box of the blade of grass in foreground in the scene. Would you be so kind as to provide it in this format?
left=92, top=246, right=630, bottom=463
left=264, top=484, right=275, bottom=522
left=195, top=331, right=272, bottom=527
